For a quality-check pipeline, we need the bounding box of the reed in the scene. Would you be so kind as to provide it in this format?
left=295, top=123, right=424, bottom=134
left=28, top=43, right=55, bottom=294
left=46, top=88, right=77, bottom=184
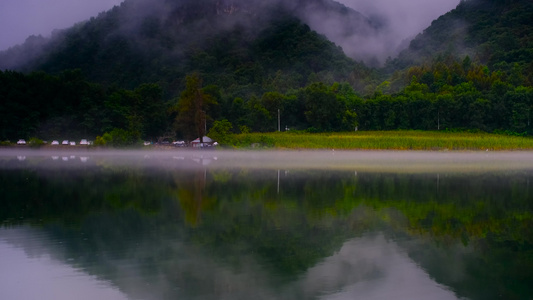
left=231, top=131, right=533, bottom=150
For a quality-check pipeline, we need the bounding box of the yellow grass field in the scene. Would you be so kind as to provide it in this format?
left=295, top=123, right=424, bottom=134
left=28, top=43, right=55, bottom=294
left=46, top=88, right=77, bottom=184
left=232, top=130, right=533, bottom=150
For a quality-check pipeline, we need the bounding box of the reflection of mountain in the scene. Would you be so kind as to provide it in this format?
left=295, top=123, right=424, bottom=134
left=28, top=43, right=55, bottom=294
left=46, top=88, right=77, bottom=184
left=1, top=226, right=461, bottom=300
left=302, top=235, right=459, bottom=300
left=1, top=159, right=532, bottom=299
left=0, top=228, right=129, bottom=300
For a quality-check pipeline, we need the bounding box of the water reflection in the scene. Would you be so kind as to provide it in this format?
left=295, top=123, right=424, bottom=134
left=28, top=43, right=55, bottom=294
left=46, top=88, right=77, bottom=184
left=0, top=228, right=128, bottom=300
left=0, top=150, right=532, bottom=300
left=308, top=235, right=458, bottom=300
left=0, top=227, right=460, bottom=300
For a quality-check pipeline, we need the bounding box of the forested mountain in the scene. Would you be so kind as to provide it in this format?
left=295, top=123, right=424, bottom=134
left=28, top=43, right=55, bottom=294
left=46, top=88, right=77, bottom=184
left=0, top=0, right=380, bottom=142
left=390, top=0, right=533, bottom=78
left=0, top=0, right=532, bottom=143
left=0, top=0, right=377, bottom=93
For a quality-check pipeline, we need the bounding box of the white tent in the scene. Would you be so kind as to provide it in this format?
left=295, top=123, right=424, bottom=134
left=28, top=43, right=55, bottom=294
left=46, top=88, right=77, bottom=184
left=191, top=136, right=215, bottom=147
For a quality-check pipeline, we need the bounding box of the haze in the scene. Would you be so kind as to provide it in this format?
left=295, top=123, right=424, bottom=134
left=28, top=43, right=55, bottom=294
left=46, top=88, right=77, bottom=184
left=337, top=0, right=460, bottom=62
left=0, top=0, right=123, bottom=50
left=1, top=0, right=459, bottom=58
left=2, top=150, right=533, bottom=173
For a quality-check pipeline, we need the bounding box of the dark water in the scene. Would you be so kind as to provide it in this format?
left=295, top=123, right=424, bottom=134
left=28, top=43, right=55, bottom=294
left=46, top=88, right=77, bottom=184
left=1, top=150, right=533, bottom=300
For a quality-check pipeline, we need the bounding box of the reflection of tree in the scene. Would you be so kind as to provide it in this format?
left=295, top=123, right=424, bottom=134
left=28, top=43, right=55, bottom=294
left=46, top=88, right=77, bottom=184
left=171, top=168, right=216, bottom=227
left=0, top=165, right=167, bottom=225
left=345, top=173, right=533, bottom=245
left=2, top=165, right=533, bottom=300
left=3, top=166, right=532, bottom=248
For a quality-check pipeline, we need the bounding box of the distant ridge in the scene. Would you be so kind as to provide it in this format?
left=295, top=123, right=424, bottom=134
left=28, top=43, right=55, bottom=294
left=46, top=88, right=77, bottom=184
left=391, top=0, right=533, bottom=73
left=0, top=0, right=380, bottom=91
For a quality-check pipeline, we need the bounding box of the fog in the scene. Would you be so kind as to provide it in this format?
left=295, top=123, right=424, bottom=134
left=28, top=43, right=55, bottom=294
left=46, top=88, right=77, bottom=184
left=1, top=0, right=460, bottom=64
left=2, top=149, right=533, bottom=173
left=342, top=0, right=459, bottom=39
left=0, top=0, right=123, bottom=50
left=310, top=0, right=460, bottom=64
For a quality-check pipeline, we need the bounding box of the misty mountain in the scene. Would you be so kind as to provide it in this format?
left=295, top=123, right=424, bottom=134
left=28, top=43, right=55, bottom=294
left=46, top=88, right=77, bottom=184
left=0, top=0, right=380, bottom=93
left=391, top=0, right=533, bottom=73
left=3, top=0, right=533, bottom=142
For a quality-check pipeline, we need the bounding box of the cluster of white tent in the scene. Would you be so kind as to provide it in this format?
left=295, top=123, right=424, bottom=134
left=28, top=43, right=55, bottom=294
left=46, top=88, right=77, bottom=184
left=190, top=136, right=217, bottom=148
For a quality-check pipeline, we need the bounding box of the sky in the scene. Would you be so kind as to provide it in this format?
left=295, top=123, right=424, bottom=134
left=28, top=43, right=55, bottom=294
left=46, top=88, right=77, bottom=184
left=0, top=0, right=124, bottom=50
left=0, top=0, right=459, bottom=52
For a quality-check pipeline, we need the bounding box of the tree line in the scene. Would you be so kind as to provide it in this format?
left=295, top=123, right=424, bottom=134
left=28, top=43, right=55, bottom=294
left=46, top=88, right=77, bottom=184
left=1, top=56, right=532, bottom=145
left=0, top=69, right=167, bottom=144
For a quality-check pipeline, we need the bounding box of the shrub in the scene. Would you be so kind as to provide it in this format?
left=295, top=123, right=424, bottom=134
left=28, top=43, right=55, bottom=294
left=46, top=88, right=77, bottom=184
left=94, top=135, right=107, bottom=146
left=28, top=137, right=45, bottom=148
left=95, top=129, right=141, bottom=148
left=208, top=119, right=234, bottom=146
left=259, top=135, right=275, bottom=147
left=239, top=125, right=250, bottom=134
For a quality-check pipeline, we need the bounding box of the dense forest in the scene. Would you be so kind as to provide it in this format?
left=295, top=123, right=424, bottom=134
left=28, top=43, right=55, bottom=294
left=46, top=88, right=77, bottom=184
left=0, top=0, right=532, bottom=144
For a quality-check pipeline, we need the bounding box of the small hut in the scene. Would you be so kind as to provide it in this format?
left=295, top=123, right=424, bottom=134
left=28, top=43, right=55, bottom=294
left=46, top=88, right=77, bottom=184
left=191, top=136, right=215, bottom=148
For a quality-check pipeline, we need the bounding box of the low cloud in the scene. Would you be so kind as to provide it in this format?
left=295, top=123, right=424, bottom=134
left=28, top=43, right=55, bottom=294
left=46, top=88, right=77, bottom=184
left=0, top=0, right=460, bottom=66
left=304, top=0, right=460, bottom=65
left=0, top=0, right=124, bottom=50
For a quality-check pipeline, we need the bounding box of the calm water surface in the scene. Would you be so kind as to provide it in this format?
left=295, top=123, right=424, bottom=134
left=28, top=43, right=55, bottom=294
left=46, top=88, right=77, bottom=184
left=1, top=149, right=532, bottom=300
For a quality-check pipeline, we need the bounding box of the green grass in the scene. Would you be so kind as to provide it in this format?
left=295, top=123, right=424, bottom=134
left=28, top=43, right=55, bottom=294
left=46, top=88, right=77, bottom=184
left=230, top=130, right=533, bottom=150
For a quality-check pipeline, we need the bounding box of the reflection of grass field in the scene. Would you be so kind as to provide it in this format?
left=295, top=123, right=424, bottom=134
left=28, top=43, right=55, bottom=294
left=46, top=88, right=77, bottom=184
left=232, top=131, right=533, bottom=150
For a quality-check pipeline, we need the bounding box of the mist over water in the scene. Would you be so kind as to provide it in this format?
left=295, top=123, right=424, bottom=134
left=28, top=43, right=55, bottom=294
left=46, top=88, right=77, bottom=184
left=2, top=149, right=533, bottom=173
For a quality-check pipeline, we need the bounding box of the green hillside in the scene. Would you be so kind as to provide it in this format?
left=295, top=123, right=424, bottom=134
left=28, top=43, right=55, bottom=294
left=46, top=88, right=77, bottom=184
left=390, top=0, right=533, bottom=79
left=0, top=0, right=532, bottom=143
left=0, top=0, right=370, bottom=95
left=0, top=0, right=375, bottom=142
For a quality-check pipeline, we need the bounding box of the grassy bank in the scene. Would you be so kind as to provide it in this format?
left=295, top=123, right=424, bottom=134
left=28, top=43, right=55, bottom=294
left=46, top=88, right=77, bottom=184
left=230, top=131, right=533, bottom=150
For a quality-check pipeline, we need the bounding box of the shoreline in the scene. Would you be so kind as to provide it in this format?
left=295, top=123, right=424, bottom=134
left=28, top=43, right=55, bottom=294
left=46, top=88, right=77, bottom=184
left=4, top=130, right=533, bottom=151
left=2, top=145, right=533, bottom=152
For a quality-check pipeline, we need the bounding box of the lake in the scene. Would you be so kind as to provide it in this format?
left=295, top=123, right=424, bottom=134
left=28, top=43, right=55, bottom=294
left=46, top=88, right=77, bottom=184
left=1, top=149, right=532, bottom=300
